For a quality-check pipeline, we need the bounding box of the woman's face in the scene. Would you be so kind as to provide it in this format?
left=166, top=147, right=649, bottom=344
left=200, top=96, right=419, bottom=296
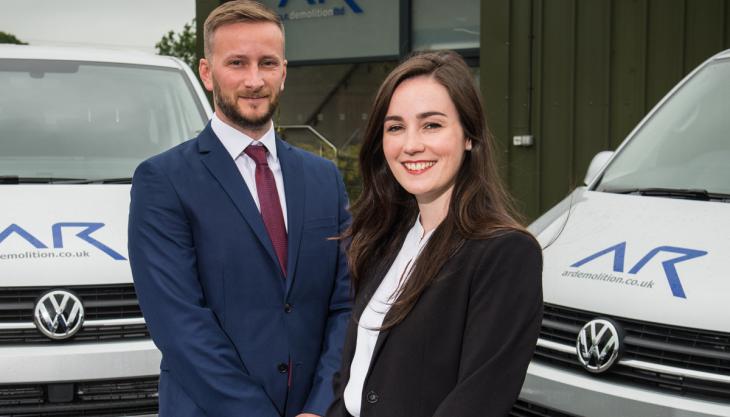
left=382, top=75, right=472, bottom=206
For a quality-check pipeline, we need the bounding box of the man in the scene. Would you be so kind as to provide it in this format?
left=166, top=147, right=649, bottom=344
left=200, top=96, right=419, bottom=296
left=128, top=2, right=351, bottom=416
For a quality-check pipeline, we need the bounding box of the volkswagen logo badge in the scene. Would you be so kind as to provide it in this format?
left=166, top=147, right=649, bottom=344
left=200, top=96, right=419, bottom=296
left=34, top=290, right=85, bottom=340
left=576, top=318, right=622, bottom=373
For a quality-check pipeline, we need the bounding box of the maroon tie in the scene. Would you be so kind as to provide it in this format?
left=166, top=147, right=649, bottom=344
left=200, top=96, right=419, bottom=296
left=244, top=145, right=287, bottom=277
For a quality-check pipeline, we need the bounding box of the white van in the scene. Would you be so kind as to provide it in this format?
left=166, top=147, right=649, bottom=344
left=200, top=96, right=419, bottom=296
left=0, top=45, right=211, bottom=416
left=517, top=49, right=730, bottom=416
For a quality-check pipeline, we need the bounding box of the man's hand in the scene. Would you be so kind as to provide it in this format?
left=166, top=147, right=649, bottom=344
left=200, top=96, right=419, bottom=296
left=296, top=414, right=321, bottom=417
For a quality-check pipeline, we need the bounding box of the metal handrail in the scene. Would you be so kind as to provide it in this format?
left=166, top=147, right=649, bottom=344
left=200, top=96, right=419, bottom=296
left=277, top=124, right=338, bottom=162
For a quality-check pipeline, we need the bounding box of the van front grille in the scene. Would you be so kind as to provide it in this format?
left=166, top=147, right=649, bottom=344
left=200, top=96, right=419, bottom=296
left=0, top=376, right=158, bottom=416
left=0, top=324, right=149, bottom=344
left=536, top=304, right=730, bottom=401
left=509, top=399, right=579, bottom=417
left=0, top=285, right=142, bottom=322
left=0, top=285, right=149, bottom=344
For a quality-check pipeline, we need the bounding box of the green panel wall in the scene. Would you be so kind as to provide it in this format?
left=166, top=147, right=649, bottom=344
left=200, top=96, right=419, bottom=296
left=195, top=0, right=224, bottom=63
left=573, top=0, right=611, bottom=188
left=538, top=0, right=576, bottom=210
left=480, top=0, right=511, bottom=184
left=481, top=0, right=730, bottom=221
left=645, top=0, right=685, bottom=109
left=608, top=0, right=647, bottom=151
left=508, top=0, right=538, bottom=217
left=196, top=0, right=225, bottom=105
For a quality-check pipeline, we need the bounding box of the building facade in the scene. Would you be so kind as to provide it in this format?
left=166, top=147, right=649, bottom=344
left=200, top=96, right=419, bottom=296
left=196, top=0, right=730, bottom=218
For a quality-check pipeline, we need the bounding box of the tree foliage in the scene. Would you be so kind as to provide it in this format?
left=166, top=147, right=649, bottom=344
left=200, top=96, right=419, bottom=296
left=336, top=144, right=363, bottom=201
left=276, top=130, right=363, bottom=200
left=155, top=19, right=196, bottom=72
left=0, top=31, right=27, bottom=45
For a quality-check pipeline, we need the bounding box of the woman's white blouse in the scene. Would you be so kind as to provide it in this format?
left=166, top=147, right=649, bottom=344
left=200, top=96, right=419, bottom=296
left=343, top=218, right=434, bottom=417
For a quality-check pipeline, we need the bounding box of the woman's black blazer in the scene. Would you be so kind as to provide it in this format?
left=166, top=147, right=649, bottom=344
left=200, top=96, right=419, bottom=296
left=326, top=231, right=543, bottom=417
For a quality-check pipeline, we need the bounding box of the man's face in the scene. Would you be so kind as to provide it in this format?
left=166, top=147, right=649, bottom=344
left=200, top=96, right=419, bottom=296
left=200, top=21, right=287, bottom=137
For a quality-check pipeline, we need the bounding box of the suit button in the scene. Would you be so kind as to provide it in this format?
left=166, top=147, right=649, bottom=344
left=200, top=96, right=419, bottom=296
left=277, top=363, right=288, bottom=373
left=366, top=390, right=379, bottom=404
left=284, top=303, right=293, bottom=313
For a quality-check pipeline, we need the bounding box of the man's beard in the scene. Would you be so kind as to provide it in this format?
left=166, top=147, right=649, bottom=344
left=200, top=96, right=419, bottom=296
left=214, top=81, right=279, bottom=132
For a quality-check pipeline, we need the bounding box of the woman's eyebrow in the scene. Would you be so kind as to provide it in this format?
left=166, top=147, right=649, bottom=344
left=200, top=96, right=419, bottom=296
left=384, top=111, right=447, bottom=122
left=417, top=111, right=447, bottom=119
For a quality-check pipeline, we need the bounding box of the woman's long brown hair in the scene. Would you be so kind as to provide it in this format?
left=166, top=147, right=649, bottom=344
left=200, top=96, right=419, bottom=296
left=346, top=50, right=526, bottom=329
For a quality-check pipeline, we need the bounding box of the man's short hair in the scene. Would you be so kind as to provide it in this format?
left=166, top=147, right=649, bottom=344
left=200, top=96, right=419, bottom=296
left=203, top=0, right=285, bottom=59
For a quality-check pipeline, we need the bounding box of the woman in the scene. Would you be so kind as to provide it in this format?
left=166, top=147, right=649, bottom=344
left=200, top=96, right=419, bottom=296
left=326, top=50, right=543, bottom=417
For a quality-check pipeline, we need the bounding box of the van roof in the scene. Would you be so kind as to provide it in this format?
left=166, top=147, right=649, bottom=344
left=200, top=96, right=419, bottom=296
left=0, top=44, right=185, bottom=69
left=714, top=48, right=730, bottom=60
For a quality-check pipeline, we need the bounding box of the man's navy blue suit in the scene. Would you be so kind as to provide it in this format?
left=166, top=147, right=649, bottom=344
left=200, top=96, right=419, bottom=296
left=128, top=123, right=351, bottom=417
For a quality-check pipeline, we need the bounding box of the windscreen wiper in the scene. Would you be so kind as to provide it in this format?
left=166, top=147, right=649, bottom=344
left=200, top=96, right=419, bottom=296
left=0, top=176, right=132, bottom=184
left=0, top=176, right=86, bottom=184
left=71, top=177, right=133, bottom=184
left=601, top=187, right=730, bottom=202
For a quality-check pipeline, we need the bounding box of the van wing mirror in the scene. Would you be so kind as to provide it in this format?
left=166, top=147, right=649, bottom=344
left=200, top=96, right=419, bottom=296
left=584, top=151, right=614, bottom=185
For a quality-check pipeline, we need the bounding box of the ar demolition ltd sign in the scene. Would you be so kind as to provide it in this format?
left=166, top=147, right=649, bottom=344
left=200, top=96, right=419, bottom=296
left=277, top=0, right=363, bottom=20
left=264, top=0, right=401, bottom=62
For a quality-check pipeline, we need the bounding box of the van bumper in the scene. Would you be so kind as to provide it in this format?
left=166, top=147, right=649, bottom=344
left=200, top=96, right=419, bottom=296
left=520, top=361, right=730, bottom=417
left=0, top=339, right=160, bottom=383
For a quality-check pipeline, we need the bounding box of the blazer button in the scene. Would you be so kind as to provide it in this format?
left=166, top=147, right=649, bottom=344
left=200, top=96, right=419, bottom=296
left=366, top=390, right=379, bottom=404
left=284, top=303, right=293, bottom=313
left=277, top=363, right=289, bottom=373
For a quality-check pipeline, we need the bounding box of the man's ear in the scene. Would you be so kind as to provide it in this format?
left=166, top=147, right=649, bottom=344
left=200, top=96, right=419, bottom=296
left=199, top=58, right=213, bottom=92
left=280, top=59, right=287, bottom=92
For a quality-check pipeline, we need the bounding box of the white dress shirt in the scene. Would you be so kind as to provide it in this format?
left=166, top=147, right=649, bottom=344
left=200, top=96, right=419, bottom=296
left=343, top=217, right=434, bottom=417
left=211, top=114, right=288, bottom=229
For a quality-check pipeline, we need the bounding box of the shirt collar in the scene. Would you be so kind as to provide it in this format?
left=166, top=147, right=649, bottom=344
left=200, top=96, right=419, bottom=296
left=211, top=113, right=278, bottom=161
left=408, top=215, right=434, bottom=246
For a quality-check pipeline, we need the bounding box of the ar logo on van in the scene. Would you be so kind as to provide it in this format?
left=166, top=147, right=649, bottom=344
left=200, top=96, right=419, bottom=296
left=0, top=223, right=126, bottom=260
left=571, top=242, right=707, bottom=299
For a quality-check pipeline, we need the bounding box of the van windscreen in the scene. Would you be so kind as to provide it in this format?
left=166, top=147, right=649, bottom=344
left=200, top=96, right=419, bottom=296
left=0, top=59, right=206, bottom=181
left=596, top=58, right=730, bottom=196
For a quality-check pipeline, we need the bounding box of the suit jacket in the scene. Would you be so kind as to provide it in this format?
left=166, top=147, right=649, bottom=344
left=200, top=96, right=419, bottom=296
left=326, top=231, right=542, bottom=417
left=128, top=123, right=352, bottom=417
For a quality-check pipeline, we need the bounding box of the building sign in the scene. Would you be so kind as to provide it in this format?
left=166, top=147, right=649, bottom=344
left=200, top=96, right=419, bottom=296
left=261, top=0, right=403, bottom=63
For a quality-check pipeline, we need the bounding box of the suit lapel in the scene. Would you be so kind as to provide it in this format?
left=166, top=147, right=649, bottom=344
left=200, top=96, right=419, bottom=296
left=367, top=303, right=392, bottom=378
left=277, top=137, right=304, bottom=297
left=353, top=232, right=410, bottom=383
left=353, top=263, right=395, bottom=382
left=197, top=124, right=282, bottom=279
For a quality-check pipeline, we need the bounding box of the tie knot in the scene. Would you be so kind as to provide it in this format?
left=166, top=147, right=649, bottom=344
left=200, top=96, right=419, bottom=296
left=244, top=145, right=268, bottom=166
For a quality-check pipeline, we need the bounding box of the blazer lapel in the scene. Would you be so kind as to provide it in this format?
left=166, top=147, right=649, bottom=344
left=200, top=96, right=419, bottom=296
left=367, top=306, right=393, bottom=379
left=277, top=137, right=304, bottom=296
left=353, top=233, right=410, bottom=383
left=197, top=124, right=282, bottom=278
